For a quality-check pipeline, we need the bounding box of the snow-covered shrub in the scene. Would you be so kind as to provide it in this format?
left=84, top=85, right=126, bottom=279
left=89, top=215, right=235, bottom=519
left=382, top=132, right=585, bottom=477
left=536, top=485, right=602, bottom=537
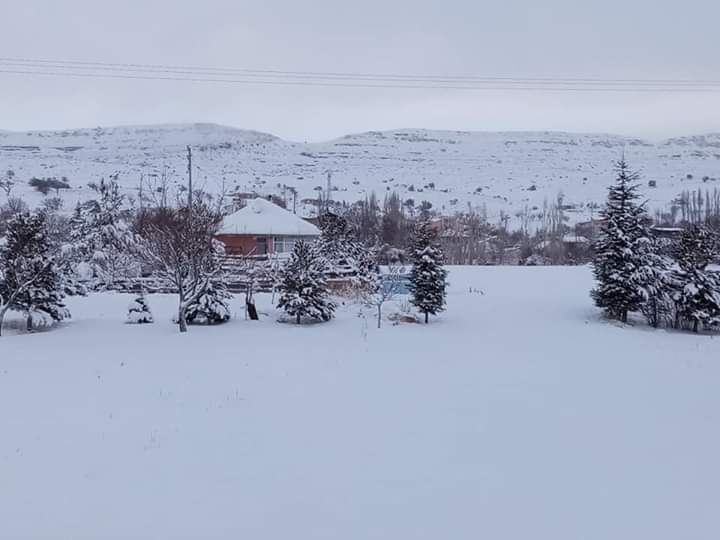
left=26, top=307, right=70, bottom=331
left=523, top=253, right=550, bottom=266
left=127, top=294, right=154, bottom=324
left=183, top=282, right=232, bottom=325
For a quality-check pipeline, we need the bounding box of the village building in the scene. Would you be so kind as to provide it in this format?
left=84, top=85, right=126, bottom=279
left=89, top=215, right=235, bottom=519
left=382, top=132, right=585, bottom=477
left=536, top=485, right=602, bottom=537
left=216, top=197, right=320, bottom=257
left=649, top=225, right=684, bottom=240
left=575, top=218, right=605, bottom=241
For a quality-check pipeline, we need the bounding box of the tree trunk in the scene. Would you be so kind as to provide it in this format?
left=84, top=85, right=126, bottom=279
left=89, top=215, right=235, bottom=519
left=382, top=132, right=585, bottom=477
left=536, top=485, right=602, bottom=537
left=424, top=311, right=429, bottom=324
left=177, top=286, right=188, bottom=333
left=178, top=306, right=188, bottom=333
left=0, top=306, right=7, bottom=337
left=296, top=313, right=301, bottom=325
left=377, top=304, right=382, bottom=329
left=693, top=319, right=699, bottom=333
left=247, top=302, right=259, bottom=321
left=26, top=313, right=33, bottom=333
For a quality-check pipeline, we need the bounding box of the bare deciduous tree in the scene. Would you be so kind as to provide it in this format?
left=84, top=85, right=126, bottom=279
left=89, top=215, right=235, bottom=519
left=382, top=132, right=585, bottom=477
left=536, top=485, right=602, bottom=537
left=137, top=198, right=223, bottom=333
left=364, top=263, right=405, bottom=328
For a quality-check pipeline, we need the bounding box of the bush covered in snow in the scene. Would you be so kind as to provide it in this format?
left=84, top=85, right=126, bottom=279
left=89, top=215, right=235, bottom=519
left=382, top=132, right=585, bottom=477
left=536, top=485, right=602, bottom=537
left=127, top=294, right=154, bottom=324
left=183, top=282, right=232, bottom=325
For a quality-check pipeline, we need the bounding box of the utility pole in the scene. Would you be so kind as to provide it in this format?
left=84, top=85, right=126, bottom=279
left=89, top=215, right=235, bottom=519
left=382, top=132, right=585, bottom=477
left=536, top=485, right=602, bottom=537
left=186, top=145, right=193, bottom=209
left=139, top=173, right=144, bottom=204
left=138, top=173, right=145, bottom=230
left=325, top=170, right=332, bottom=214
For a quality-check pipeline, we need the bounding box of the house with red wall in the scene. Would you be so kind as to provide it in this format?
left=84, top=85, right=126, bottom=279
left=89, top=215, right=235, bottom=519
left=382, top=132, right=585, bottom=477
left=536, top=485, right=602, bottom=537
left=216, top=197, right=320, bottom=257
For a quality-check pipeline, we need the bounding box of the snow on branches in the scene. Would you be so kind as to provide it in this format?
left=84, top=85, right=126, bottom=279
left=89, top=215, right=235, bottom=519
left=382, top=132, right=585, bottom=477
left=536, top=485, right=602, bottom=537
left=668, top=226, right=720, bottom=332
left=317, top=211, right=377, bottom=295
left=409, top=219, right=447, bottom=323
left=0, top=211, right=68, bottom=335
left=70, top=176, right=139, bottom=289
left=127, top=294, right=154, bottom=324
left=277, top=240, right=336, bottom=324
left=137, top=198, right=229, bottom=332
left=591, top=160, right=651, bottom=323
left=591, top=160, right=720, bottom=332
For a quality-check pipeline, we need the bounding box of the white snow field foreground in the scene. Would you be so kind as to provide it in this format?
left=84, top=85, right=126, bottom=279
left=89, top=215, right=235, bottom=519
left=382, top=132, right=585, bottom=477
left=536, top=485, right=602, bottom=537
left=1, top=266, right=719, bottom=539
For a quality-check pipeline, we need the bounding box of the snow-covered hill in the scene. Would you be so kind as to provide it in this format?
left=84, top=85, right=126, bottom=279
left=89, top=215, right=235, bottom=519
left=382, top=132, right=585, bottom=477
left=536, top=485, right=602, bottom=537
left=2, top=123, right=719, bottom=224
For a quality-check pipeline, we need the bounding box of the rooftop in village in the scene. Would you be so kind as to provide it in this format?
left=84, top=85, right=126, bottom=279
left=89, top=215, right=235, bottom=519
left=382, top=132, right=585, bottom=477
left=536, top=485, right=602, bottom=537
left=218, top=197, right=320, bottom=237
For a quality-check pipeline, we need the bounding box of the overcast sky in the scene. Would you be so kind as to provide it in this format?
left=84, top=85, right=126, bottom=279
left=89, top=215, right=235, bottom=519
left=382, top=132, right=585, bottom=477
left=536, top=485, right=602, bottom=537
left=1, top=0, right=719, bottom=141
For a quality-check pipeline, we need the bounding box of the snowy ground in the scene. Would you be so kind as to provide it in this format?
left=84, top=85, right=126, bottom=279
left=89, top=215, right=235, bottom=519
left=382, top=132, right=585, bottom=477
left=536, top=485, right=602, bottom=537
left=1, top=266, right=719, bottom=539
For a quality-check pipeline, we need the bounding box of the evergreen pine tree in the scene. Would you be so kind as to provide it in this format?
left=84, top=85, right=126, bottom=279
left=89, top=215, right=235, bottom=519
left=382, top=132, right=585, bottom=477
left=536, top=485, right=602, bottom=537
left=669, top=225, right=720, bottom=332
left=127, top=294, right=154, bottom=324
left=408, top=219, right=448, bottom=324
left=70, top=176, right=138, bottom=288
left=317, top=211, right=353, bottom=275
left=636, top=236, right=673, bottom=328
left=317, top=211, right=377, bottom=296
left=591, top=160, right=650, bottom=322
left=184, top=281, right=232, bottom=325
left=277, top=241, right=335, bottom=324
left=0, top=212, right=68, bottom=333
left=352, top=242, right=380, bottom=297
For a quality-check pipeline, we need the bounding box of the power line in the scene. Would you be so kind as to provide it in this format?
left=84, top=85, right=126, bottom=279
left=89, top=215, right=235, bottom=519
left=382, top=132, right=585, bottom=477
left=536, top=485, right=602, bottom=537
left=3, top=61, right=720, bottom=88
left=1, top=57, right=720, bottom=92
left=3, top=68, right=720, bottom=93
left=2, top=56, right=720, bottom=86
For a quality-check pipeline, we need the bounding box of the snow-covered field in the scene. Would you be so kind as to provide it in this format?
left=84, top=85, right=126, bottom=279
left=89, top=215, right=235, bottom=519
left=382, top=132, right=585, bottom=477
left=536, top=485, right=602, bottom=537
left=3, top=124, right=720, bottom=224
left=1, top=266, right=719, bottom=539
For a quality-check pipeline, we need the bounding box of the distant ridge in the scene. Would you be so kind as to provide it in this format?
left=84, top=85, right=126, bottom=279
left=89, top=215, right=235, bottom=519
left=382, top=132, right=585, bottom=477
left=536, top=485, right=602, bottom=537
left=2, top=123, right=719, bottom=225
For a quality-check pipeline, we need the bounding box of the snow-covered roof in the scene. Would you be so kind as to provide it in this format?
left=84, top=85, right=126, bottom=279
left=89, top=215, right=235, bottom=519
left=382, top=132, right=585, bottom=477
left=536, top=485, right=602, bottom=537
left=651, top=226, right=684, bottom=232
left=537, top=234, right=590, bottom=249
left=219, top=197, right=320, bottom=237
left=562, top=234, right=589, bottom=244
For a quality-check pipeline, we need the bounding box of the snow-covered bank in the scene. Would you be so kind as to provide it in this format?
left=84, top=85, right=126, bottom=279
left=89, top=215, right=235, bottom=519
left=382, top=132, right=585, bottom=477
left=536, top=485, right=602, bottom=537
left=1, top=266, right=719, bottom=539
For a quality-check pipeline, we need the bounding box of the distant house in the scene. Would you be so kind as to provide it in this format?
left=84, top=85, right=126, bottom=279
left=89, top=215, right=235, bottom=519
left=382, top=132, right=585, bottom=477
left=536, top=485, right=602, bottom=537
left=535, top=234, right=592, bottom=264
left=536, top=234, right=590, bottom=251
left=650, top=226, right=684, bottom=240
left=575, top=218, right=605, bottom=241
left=223, top=192, right=287, bottom=214
left=216, top=197, right=320, bottom=256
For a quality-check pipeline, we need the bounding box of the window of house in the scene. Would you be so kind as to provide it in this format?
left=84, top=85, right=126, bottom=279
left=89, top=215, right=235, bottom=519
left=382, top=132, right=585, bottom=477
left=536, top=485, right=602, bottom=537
left=273, top=236, right=293, bottom=253
left=273, top=236, right=312, bottom=254
left=255, top=237, right=268, bottom=255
